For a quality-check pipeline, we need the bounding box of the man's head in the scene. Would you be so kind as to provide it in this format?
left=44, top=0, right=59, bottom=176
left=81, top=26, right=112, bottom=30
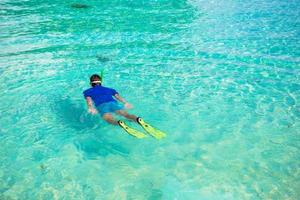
left=90, top=74, right=102, bottom=87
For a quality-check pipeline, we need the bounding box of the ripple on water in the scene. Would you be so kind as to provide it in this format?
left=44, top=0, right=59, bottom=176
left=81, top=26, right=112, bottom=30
left=0, top=0, right=300, bottom=199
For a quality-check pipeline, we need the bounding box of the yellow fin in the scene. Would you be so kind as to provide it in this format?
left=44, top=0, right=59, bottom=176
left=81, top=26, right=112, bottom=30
left=137, top=118, right=166, bottom=140
left=118, top=120, right=146, bottom=139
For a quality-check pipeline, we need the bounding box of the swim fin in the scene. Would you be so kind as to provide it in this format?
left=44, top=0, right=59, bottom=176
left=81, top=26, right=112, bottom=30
left=118, top=120, right=146, bottom=139
left=137, top=117, right=166, bottom=140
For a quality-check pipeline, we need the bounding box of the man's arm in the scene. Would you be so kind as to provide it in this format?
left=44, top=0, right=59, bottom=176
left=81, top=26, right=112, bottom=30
left=114, top=94, right=132, bottom=109
left=85, top=97, right=97, bottom=114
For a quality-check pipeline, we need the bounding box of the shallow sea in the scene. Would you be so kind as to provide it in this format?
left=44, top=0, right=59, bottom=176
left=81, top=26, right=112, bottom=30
left=0, top=0, right=299, bottom=199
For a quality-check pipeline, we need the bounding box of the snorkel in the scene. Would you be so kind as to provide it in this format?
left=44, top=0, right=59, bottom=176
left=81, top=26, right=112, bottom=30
left=100, top=70, right=104, bottom=84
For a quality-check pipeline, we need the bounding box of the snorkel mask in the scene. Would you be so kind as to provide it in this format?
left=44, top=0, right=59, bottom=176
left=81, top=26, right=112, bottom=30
left=90, top=80, right=101, bottom=87
left=91, top=80, right=101, bottom=84
left=90, top=74, right=102, bottom=87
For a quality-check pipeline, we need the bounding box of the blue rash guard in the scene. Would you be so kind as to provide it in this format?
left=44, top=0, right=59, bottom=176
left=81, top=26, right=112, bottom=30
left=83, top=85, right=118, bottom=107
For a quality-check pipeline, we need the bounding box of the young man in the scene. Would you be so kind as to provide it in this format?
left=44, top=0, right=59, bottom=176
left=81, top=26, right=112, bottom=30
left=83, top=74, right=166, bottom=139
left=83, top=74, right=138, bottom=125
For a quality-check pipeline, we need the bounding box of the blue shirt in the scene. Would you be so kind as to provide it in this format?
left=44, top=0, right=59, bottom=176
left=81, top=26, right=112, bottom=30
left=83, top=85, right=118, bottom=106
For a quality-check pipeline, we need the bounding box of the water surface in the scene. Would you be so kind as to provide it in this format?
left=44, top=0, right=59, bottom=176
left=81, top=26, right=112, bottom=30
left=0, top=0, right=299, bottom=199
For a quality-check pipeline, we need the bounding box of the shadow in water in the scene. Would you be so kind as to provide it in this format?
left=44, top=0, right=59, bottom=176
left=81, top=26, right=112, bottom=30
left=54, top=97, right=99, bottom=131
left=96, top=55, right=111, bottom=63
left=71, top=3, right=90, bottom=9
left=53, top=96, right=129, bottom=157
left=74, top=136, right=129, bottom=158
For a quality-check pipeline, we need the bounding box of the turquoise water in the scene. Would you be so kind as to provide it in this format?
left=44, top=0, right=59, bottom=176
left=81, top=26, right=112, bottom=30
left=0, top=0, right=299, bottom=199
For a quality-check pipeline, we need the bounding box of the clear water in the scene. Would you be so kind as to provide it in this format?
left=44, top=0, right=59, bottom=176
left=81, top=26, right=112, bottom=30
left=0, top=0, right=299, bottom=199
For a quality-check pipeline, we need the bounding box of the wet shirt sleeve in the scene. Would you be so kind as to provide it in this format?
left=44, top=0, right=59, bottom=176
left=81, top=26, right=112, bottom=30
left=110, top=88, right=118, bottom=95
left=83, top=89, right=91, bottom=98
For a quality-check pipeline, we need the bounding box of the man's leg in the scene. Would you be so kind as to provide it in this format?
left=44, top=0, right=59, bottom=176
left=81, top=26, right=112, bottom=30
left=102, top=113, right=119, bottom=125
left=115, top=110, right=138, bottom=121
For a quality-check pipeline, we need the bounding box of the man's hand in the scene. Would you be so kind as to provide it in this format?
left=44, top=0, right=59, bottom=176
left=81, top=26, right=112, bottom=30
left=114, top=94, right=133, bottom=109
left=124, top=102, right=133, bottom=109
left=88, top=108, right=98, bottom=114
left=85, top=97, right=97, bottom=114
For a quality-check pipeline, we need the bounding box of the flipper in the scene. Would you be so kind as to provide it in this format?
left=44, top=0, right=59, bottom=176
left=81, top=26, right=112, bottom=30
left=118, top=120, right=146, bottom=139
left=137, top=117, right=166, bottom=140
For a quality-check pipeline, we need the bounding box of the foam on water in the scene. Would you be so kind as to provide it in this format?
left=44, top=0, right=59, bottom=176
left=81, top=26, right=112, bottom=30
left=0, top=0, right=299, bottom=199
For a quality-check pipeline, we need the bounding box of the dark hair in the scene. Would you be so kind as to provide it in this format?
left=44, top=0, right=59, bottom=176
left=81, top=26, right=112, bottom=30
left=90, top=74, right=102, bottom=87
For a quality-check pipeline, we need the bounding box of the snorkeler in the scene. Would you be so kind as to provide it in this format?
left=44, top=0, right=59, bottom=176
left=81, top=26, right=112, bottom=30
left=83, top=74, right=138, bottom=125
left=83, top=74, right=166, bottom=139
